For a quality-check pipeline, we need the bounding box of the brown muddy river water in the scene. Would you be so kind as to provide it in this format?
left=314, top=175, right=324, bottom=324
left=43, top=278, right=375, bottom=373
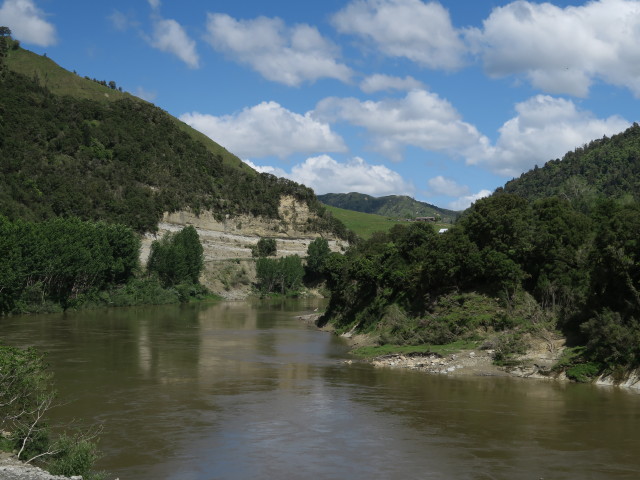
left=2, top=299, right=640, bottom=480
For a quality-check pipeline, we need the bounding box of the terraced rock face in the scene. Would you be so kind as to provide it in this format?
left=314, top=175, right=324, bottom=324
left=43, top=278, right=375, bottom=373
left=139, top=196, right=349, bottom=298
left=141, top=197, right=347, bottom=263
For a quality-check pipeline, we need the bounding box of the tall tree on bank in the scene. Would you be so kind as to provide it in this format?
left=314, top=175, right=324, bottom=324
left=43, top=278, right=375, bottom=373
left=147, top=226, right=204, bottom=287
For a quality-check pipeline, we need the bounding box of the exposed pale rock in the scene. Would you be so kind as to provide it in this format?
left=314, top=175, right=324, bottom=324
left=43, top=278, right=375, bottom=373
left=138, top=196, right=349, bottom=298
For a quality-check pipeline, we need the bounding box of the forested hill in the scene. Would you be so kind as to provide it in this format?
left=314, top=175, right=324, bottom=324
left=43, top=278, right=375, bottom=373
left=4, top=43, right=251, bottom=173
left=502, top=123, right=640, bottom=202
left=318, top=192, right=459, bottom=223
left=0, top=42, right=350, bottom=239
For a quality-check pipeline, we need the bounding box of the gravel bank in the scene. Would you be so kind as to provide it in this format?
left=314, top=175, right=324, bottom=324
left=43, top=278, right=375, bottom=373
left=0, top=453, right=81, bottom=480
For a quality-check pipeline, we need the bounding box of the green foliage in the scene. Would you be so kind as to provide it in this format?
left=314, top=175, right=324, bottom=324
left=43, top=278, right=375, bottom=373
left=566, top=363, right=601, bottom=383
left=582, top=310, right=640, bottom=368
left=305, top=237, right=331, bottom=278
left=0, top=345, right=52, bottom=459
left=0, top=216, right=139, bottom=314
left=88, top=277, right=180, bottom=307
left=47, top=432, right=102, bottom=479
left=323, top=204, right=422, bottom=239
left=351, top=340, right=479, bottom=358
left=322, top=175, right=640, bottom=370
left=492, top=332, right=529, bottom=366
left=503, top=123, right=640, bottom=205
left=0, top=59, right=351, bottom=240
left=552, top=347, right=602, bottom=383
left=148, top=226, right=204, bottom=289
left=251, top=237, right=277, bottom=258
left=255, top=255, right=304, bottom=295
left=0, top=345, right=102, bottom=477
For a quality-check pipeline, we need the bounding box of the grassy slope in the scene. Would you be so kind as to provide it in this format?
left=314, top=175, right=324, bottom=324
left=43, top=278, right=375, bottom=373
left=5, top=47, right=252, bottom=174
left=318, top=192, right=459, bottom=223
left=324, top=205, right=407, bottom=238
left=324, top=204, right=450, bottom=239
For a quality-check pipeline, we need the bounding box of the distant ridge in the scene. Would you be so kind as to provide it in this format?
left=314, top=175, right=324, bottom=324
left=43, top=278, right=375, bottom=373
left=318, top=192, right=459, bottom=223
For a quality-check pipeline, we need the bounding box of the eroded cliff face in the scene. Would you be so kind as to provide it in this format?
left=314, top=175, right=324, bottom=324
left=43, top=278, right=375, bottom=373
left=139, top=196, right=348, bottom=298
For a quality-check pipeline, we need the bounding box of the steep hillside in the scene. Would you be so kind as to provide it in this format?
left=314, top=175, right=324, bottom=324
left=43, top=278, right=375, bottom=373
left=5, top=45, right=252, bottom=174
left=502, top=123, right=640, bottom=202
left=0, top=44, right=351, bottom=243
left=318, top=192, right=459, bottom=222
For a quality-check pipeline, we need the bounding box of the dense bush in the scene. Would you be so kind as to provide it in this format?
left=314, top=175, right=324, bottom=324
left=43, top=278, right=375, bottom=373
left=0, top=68, right=351, bottom=240
left=0, top=216, right=139, bottom=314
left=147, top=226, right=204, bottom=288
left=321, top=190, right=640, bottom=371
left=255, top=255, right=304, bottom=295
left=305, top=237, right=331, bottom=279
left=251, top=237, right=277, bottom=258
left=0, top=344, right=101, bottom=478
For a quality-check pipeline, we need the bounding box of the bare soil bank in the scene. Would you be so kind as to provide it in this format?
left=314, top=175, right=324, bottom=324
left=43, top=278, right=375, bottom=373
left=298, top=313, right=640, bottom=390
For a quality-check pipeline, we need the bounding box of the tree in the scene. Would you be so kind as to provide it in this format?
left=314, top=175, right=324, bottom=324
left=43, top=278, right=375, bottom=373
left=305, top=237, right=330, bottom=278
left=0, top=26, right=11, bottom=72
left=0, top=345, right=102, bottom=476
left=0, top=345, right=54, bottom=462
left=147, top=226, right=204, bottom=287
left=255, top=255, right=304, bottom=295
left=252, top=237, right=277, bottom=257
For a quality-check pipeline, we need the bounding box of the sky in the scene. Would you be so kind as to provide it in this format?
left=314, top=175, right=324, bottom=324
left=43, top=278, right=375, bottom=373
left=1, top=0, right=639, bottom=210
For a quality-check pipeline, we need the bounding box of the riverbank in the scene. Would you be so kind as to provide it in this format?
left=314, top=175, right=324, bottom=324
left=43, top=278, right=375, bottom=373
left=0, top=453, right=81, bottom=480
left=299, top=312, right=640, bottom=389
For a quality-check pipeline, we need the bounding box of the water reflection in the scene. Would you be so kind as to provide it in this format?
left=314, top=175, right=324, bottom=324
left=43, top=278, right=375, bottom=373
left=2, top=300, right=640, bottom=480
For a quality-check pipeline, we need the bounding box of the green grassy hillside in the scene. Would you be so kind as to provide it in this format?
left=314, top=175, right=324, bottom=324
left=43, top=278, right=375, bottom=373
left=318, top=192, right=458, bottom=222
left=323, top=205, right=404, bottom=238
left=323, top=204, right=448, bottom=239
left=5, top=46, right=251, bottom=174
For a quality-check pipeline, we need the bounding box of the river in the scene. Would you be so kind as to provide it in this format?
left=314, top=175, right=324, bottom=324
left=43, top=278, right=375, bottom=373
left=2, top=299, right=640, bottom=480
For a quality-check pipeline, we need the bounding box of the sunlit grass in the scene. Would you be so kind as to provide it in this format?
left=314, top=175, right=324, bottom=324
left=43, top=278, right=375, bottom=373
left=350, top=339, right=481, bottom=358
left=324, top=204, right=451, bottom=239
left=324, top=205, right=408, bottom=238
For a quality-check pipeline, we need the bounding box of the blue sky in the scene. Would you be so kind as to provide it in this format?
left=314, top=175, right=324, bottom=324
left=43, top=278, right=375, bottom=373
left=2, top=0, right=639, bottom=210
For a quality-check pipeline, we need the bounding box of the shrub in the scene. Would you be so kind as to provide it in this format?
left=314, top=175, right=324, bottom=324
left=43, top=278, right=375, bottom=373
left=251, top=237, right=277, bottom=258
left=47, top=432, right=102, bottom=479
left=148, top=226, right=204, bottom=287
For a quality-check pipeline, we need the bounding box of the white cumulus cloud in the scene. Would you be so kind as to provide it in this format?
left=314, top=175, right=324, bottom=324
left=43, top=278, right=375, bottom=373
left=448, top=190, right=492, bottom=211
left=242, top=160, right=289, bottom=177
left=134, top=86, right=157, bottom=102
left=467, top=0, right=640, bottom=97
left=0, top=0, right=56, bottom=46
left=147, top=17, right=199, bottom=68
left=427, top=176, right=469, bottom=197
left=180, top=101, right=346, bottom=159
left=332, top=0, right=466, bottom=70
left=314, top=89, right=489, bottom=161
left=204, top=13, right=353, bottom=86
left=360, top=74, right=424, bottom=93
left=244, top=155, right=414, bottom=197
left=468, top=95, right=630, bottom=177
